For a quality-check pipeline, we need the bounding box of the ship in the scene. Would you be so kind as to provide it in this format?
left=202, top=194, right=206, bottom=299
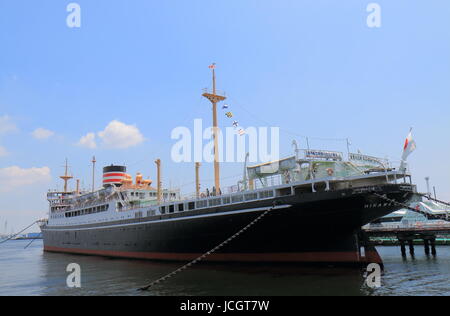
left=39, top=67, right=417, bottom=266
left=367, top=199, right=449, bottom=228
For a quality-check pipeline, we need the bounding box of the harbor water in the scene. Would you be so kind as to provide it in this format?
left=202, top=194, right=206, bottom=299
left=1, top=240, right=449, bottom=296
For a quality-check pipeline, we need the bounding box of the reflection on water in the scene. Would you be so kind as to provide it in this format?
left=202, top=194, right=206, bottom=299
left=1, top=240, right=449, bottom=296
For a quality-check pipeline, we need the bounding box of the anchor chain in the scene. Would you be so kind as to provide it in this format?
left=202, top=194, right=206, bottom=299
left=138, top=205, right=277, bottom=291
left=373, top=193, right=449, bottom=222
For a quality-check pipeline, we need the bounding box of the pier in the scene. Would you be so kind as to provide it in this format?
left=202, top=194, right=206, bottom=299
left=364, top=223, right=450, bottom=257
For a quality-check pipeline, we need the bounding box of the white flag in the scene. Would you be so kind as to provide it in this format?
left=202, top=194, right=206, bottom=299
left=401, top=130, right=416, bottom=161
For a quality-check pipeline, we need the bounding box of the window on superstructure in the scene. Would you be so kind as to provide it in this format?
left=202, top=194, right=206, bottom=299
left=169, top=205, right=175, bottom=213
left=231, top=195, right=244, bottom=203
left=245, top=193, right=258, bottom=201
left=188, top=202, right=195, bottom=210
left=277, top=187, right=292, bottom=197
left=209, top=198, right=221, bottom=207
left=196, top=200, right=207, bottom=209
left=178, top=204, right=184, bottom=212
left=222, top=197, right=231, bottom=204
left=161, top=206, right=166, bottom=214
left=259, top=190, right=274, bottom=199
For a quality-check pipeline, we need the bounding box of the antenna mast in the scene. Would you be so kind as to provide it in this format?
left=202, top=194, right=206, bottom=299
left=202, top=63, right=226, bottom=194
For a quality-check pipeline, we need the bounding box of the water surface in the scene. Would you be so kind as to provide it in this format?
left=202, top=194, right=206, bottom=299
left=0, top=240, right=449, bottom=296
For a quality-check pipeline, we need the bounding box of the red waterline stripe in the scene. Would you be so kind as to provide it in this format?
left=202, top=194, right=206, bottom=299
left=43, top=246, right=376, bottom=263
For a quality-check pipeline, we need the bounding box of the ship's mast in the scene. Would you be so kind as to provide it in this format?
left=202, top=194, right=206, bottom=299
left=60, top=158, right=73, bottom=193
left=195, top=162, right=201, bottom=199
left=91, top=156, right=96, bottom=192
left=202, top=63, right=226, bottom=194
left=155, top=159, right=162, bottom=203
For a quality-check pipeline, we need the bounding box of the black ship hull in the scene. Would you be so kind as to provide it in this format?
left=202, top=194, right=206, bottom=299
left=42, top=184, right=414, bottom=265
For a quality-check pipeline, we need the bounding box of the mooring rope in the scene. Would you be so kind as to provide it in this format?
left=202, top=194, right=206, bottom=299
left=24, top=237, right=39, bottom=249
left=138, top=205, right=277, bottom=291
left=0, top=220, right=38, bottom=245
left=373, top=193, right=449, bottom=222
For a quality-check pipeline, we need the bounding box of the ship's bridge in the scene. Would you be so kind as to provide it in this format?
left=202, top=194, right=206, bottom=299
left=243, top=149, right=406, bottom=192
left=47, top=191, right=76, bottom=213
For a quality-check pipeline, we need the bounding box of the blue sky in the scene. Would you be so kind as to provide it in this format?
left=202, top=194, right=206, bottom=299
left=0, top=0, right=449, bottom=232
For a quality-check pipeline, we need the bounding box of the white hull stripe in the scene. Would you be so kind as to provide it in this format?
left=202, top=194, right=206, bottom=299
left=43, top=205, right=292, bottom=232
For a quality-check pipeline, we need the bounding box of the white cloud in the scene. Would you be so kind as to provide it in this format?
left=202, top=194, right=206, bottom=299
left=77, top=132, right=97, bottom=149
left=97, top=120, right=145, bottom=149
left=0, top=115, right=18, bottom=135
left=0, top=166, right=51, bottom=192
left=0, top=145, right=8, bottom=157
left=31, top=128, right=55, bottom=140
left=0, top=116, right=17, bottom=157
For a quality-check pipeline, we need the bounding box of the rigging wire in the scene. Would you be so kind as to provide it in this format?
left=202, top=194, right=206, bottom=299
left=226, top=96, right=350, bottom=142
left=126, top=95, right=209, bottom=169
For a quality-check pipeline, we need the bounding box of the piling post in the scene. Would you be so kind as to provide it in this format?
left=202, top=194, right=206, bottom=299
left=399, top=240, right=407, bottom=257
left=430, top=238, right=437, bottom=256
left=424, top=239, right=430, bottom=256
left=408, top=240, right=415, bottom=256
